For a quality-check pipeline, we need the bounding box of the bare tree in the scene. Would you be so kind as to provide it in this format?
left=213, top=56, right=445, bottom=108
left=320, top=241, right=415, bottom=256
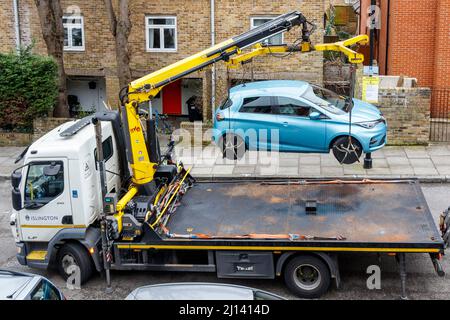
left=34, top=0, right=69, bottom=118
left=105, top=0, right=132, bottom=90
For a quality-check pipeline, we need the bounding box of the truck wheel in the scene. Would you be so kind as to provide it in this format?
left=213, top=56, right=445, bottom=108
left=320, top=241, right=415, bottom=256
left=284, top=255, right=331, bottom=299
left=57, top=243, right=94, bottom=285
left=221, top=133, right=245, bottom=160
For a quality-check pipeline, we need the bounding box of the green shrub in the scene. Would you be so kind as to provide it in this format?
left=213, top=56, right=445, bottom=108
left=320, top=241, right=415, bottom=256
left=0, top=45, right=57, bottom=132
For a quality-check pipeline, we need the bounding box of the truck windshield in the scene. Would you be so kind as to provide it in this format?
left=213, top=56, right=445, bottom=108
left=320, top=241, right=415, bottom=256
left=24, top=162, right=64, bottom=207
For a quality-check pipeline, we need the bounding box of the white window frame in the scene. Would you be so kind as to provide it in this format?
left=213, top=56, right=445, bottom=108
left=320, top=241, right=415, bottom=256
left=145, top=16, right=177, bottom=53
left=250, top=16, right=285, bottom=45
left=63, top=15, right=85, bottom=51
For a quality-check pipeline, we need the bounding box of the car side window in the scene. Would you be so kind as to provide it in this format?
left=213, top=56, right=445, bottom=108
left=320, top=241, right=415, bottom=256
left=219, top=98, right=233, bottom=110
left=239, top=96, right=274, bottom=114
left=275, top=97, right=311, bottom=117
left=30, top=280, right=61, bottom=300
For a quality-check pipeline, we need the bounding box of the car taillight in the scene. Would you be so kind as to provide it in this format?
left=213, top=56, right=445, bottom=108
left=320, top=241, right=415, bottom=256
left=216, top=113, right=225, bottom=121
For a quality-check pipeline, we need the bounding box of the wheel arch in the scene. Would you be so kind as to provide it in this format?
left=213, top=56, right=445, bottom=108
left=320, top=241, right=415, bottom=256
left=48, top=227, right=102, bottom=272
left=328, top=134, right=362, bottom=151
left=276, top=252, right=340, bottom=289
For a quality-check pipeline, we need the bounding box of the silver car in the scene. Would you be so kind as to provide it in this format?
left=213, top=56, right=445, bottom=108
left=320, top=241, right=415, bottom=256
left=126, top=282, right=286, bottom=300
left=0, top=269, right=64, bottom=300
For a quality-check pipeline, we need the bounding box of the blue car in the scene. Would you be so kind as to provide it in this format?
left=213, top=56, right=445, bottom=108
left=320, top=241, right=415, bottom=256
left=213, top=80, right=387, bottom=164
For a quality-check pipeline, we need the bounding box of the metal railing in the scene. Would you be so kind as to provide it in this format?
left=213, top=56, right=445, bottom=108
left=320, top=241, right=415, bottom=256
left=430, top=87, right=450, bottom=142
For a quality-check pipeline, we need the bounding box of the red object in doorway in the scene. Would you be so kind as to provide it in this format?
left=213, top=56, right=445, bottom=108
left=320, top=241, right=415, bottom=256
left=162, top=80, right=182, bottom=115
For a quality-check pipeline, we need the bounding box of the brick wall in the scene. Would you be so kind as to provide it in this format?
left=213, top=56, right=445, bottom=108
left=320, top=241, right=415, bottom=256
left=0, top=132, right=33, bottom=146
left=377, top=88, right=431, bottom=145
left=387, top=0, right=437, bottom=87
left=33, top=117, right=73, bottom=141
left=433, top=0, right=450, bottom=88
left=0, top=1, right=16, bottom=53
left=386, top=0, right=450, bottom=90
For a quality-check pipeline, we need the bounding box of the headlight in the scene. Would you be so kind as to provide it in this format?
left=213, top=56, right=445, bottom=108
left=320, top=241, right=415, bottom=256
left=356, top=120, right=380, bottom=129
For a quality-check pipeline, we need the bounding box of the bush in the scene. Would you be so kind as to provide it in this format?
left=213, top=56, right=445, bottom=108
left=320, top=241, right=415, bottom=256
left=0, top=46, right=57, bottom=132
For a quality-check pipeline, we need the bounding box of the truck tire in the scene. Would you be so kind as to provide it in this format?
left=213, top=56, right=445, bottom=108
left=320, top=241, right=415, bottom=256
left=57, top=242, right=94, bottom=285
left=284, top=255, right=331, bottom=299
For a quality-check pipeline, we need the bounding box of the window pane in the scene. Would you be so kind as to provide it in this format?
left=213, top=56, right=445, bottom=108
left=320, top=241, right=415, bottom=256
left=25, top=162, right=64, bottom=203
left=163, top=28, right=175, bottom=49
left=31, top=281, right=61, bottom=300
left=252, top=18, right=271, bottom=27
left=64, top=28, right=69, bottom=47
left=103, top=137, right=113, bottom=161
left=219, top=98, right=232, bottom=110
left=267, top=33, right=282, bottom=45
left=276, top=97, right=311, bottom=117
left=71, top=28, right=83, bottom=47
left=252, top=18, right=283, bottom=45
left=240, top=96, right=273, bottom=114
left=148, top=18, right=175, bottom=25
left=94, top=136, right=114, bottom=163
left=149, top=28, right=161, bottom=48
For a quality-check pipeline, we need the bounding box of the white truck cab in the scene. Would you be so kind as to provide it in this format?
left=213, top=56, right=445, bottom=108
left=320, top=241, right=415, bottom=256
left=10, top=116, right=122, bottom=277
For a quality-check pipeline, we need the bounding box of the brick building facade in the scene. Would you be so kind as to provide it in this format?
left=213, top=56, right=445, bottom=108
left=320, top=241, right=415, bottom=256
left=1, top=0, right=326, bottom=120
left=359, top=0, right=450, bottom=89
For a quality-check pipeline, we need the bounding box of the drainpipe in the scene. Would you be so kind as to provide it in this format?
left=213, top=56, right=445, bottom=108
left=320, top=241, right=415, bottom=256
left=13, top=0, right=21, bottom=52
left=369, top=0, right=376, bottom=67
left=210, top=0, right=216, bottom=122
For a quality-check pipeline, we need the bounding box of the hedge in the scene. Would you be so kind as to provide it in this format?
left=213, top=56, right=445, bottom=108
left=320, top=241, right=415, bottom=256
left=0, top=46, right=57, bottom=132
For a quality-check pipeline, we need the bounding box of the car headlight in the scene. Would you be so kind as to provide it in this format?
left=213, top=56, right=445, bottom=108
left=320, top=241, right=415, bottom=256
left=355, top=120, right=381, bottom=129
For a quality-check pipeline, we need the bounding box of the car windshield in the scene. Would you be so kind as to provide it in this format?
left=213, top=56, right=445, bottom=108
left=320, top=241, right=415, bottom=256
left=304, top=85, right=348, bottom=115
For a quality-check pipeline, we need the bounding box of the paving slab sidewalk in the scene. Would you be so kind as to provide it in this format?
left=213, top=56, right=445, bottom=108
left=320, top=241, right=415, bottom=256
left=1, top=145, right=450, bottom=182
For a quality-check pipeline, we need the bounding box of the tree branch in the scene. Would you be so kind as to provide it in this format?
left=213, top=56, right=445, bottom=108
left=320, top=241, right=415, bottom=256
left=104, top=0, right=117, bottom=36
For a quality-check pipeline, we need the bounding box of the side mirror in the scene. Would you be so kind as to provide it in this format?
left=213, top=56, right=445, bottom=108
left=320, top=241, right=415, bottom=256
left=43, top=163, right=61, bottom=176
left=12, top=188, right=22, bottom=211
left=310, top=111, right=322, bottom=120
left=11, top=171, right=22, bottom=189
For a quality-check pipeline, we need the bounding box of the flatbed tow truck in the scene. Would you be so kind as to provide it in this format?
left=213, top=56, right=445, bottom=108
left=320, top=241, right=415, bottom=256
left=8, top=11, right=449, bottom=299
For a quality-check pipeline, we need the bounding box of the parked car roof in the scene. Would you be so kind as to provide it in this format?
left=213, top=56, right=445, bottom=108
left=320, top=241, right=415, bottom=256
left=230, top=80, right=310, bottom=96
left=126, top=282, right=286, bottom=300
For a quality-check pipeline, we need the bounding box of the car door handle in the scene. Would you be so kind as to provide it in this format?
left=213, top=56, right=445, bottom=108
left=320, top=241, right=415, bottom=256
left=282, top=121, right=289, bottom=127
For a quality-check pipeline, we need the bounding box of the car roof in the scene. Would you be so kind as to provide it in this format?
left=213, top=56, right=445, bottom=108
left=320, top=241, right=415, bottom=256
left=0, top=269, right=35, bottom=299
left=229, top=80, right=310, bottom=97
left=127, top=282, right=285, bottom=300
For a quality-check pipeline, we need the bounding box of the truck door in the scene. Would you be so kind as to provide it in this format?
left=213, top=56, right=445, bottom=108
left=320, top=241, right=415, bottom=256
left=18, top=158, right=73, bottom=242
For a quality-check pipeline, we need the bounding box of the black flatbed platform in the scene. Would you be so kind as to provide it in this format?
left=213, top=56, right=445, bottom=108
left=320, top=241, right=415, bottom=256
left=151, top=179, right=444, bottom=252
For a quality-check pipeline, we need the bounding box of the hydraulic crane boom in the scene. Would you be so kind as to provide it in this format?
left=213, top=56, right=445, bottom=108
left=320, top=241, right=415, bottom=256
left=119, top=10, right=368, bottom=187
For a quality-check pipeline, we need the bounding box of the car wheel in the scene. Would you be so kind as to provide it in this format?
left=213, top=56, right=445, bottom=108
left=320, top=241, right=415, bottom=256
left=57, top=242, right=93, bottom=285
left=284, top=255, right=331, bottom=299
left=332, top=136, right=363, bottom=164
left=221, top=133, right=246, bottom=160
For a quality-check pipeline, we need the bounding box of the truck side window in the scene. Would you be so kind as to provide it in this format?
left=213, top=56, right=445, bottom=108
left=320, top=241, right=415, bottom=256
left=24, top=162, right=64, bottom=206
left=239, top=96, right=275, bottom=114
left=94, top=136, right=114, bottom=163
